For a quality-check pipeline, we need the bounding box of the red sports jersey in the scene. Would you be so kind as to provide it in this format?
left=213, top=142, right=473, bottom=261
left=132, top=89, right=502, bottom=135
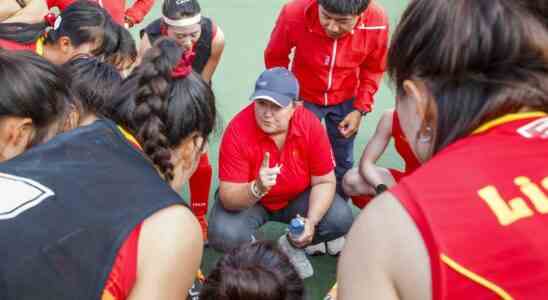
left=392, top=111, right=420, bottom=176
left=0, top=38, right=38, bottom=52
left=101, top=224, right=140, bottom=300
left=392, top=112, right=548, bottom=299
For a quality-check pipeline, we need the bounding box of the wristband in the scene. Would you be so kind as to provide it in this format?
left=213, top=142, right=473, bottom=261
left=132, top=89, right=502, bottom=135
left=374, top=184, right=388, bottom=195
left=250, top=181, right=267, bottom=199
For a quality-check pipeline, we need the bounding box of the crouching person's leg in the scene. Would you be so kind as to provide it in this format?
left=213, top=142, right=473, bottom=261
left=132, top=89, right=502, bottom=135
left=208, top=191, right=269, bottom=252
left=273, top=189, right=354, bottom=255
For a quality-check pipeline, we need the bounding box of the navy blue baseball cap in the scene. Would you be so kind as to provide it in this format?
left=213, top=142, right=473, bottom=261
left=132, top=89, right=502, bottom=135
left=250, top=67, right=299, bottom=107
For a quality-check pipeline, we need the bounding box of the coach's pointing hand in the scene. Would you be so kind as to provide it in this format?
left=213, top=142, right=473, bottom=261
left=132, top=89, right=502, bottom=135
left=256, top=152, right=282, bottom=195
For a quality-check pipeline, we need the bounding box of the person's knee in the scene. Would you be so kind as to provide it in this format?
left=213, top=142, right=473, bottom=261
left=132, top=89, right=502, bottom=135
left=208, top=217, right=254, bottom=252
left=342, top=169, right=362, bottom=196
left=322, top=197, right=354, bottom=236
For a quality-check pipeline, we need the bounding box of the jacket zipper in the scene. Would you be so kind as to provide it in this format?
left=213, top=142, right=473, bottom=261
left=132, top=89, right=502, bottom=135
left=324, top=39, right=338, bottom=106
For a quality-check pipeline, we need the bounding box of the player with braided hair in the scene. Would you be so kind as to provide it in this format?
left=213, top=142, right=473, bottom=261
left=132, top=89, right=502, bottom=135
left=139, top=0, right=225, bottom=240
left=0, top=38, right=216, bottom=300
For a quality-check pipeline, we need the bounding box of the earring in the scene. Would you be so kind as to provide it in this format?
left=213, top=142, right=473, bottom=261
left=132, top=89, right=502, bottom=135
left=418, top=126, right=433, bottom=143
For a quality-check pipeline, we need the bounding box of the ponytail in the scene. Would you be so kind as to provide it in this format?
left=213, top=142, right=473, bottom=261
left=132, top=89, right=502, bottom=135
left=0, top=0, right=111, bottom=56
left=109, top=38, right=216, bottom=181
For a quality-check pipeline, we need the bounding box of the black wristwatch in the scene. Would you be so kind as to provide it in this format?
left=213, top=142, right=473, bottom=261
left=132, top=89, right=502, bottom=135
left=374, top=184, right=388, bottom=195
left=359, top=110, right=368, bottom=117
left=16, top=0, right=26, bottom=8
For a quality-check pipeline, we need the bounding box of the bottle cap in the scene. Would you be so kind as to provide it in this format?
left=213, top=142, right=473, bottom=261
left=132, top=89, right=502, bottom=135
left=289, top=218, right=305, bottom=235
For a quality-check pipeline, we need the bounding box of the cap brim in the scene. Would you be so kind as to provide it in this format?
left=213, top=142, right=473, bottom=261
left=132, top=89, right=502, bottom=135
left=250, top=90, right=292, bottom=107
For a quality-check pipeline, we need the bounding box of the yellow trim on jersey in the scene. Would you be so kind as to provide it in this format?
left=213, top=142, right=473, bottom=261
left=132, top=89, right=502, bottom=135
left=101, top=290, right=116, bottom=300
left=117, top=126, right=142, bottom=150
left=472, top=112, right=547, bottom=135
left=441, top=254, right=514, bottom=300
left=35, top=36, right=44, bottom=56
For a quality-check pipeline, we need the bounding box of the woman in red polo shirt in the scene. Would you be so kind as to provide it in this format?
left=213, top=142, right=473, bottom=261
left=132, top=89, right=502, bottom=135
left=139, top=0, right=225, bottom=240
left=0, top=1, right=114, bottom=65
left=339, top=0, right=548, bottom=299
left=342, top=108, right=421, bottom=209
left=208, top=67, right=353, bottom=254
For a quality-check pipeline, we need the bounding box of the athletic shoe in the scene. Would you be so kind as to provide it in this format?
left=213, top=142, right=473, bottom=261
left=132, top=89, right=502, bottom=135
left=326, top=236, right=345, bottom=256
left=305, top=242, right=327, bottom=256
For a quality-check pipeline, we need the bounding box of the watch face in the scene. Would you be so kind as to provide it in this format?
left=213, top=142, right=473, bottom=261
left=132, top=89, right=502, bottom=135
left=375, top=184, right=388, bottom=195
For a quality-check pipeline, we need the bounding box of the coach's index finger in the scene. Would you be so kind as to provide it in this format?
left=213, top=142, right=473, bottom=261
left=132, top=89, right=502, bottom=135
left=262, top=152, right=270, bottom=169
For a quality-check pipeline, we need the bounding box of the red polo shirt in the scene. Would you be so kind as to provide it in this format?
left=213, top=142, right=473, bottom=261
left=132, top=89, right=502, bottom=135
left=219, top=103, right=335, bottom=211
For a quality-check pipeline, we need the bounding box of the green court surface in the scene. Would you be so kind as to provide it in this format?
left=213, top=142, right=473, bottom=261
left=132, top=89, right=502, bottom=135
left=128, top=1, right=407, bottom=298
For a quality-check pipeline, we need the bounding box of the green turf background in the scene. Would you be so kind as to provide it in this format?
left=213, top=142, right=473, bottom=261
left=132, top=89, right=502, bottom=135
left=128, top=1, right=408, bottom=298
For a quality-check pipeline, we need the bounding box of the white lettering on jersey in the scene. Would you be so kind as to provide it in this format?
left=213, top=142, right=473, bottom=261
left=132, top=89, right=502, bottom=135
left=0, top=172, right=54, bottom=220
left=517, top=117, right=548, bottom=139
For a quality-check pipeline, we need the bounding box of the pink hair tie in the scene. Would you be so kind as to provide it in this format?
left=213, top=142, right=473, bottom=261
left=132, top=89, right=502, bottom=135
left=171, top=50, right=196, bottom=79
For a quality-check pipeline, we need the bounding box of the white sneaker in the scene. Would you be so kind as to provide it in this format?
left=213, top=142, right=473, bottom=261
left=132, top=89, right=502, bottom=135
left=326, top=236, right=346, bottom=256
left=305, top=242, right=327, bottom=256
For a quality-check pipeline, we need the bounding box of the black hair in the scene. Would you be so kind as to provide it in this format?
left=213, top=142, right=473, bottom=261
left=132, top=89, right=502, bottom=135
left=63, top=57, right=122, bottom=118
left=518, top=0, right=548, bottom=28
left=103, top=24, right=137, bottom=70
left=162, top=0, right=201, bottom=20
left=108, top=38, right=216, bottom=181
left=317, top=0, right=371, bottom=15
left=201, top=241, right=305, bottom=300
left=0, top=50, right=69, bottom=145
left=387, top=0, right=548, bottom=153
left=0, top=0, right=111, bottom=56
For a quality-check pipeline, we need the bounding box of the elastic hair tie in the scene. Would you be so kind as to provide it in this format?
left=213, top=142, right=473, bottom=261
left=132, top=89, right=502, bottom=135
left=171, top=50, right=195, bottom=79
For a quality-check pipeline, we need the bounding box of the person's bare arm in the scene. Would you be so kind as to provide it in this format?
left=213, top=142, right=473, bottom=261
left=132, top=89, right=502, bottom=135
left=201, top=26, right=225, bottom=83
left=128, top=205, right=203, bottom=300
left=292, top=171, right=337, bottom=248
left=218, top=180, right=257, bottom=211
left=359, top=109, right=395, bottom=187
left=1, top=0, right=47, bottom=23
left=338, top=192, right=431, bottom=300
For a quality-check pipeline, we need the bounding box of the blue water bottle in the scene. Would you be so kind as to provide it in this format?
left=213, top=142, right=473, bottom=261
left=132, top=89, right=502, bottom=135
left=288, top=217, right=305, bottom=241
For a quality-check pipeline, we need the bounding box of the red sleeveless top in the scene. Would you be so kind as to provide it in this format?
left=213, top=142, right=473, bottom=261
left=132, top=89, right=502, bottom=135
left=392, top=112, right=420, bottom=175
left=392, top=112, right=548, bottom=300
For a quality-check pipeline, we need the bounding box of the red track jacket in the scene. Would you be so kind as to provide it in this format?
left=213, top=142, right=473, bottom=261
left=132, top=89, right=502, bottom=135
left=265, top=0, right=388, bottom=112
left=47, top=0, right=154, bottom=25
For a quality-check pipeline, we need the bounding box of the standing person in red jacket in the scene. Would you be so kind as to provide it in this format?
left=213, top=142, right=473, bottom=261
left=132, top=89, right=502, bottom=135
left=46, top=0, right=155, bottom=27
left=338, top=0, right=548, bottom=299
left=265, top=0, right=388, bottom=203
left=139, top=0, right=225, bottom=241
left=265, top=0, right=388, bottom=253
